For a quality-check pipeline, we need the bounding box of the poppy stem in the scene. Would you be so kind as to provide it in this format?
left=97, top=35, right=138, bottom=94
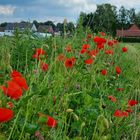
left=19, top=102, right=29, bottom=140
left=8, top=108, right=21, bottom=140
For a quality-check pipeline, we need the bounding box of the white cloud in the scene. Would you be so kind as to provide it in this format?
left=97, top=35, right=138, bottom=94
left=0, top=5, right=16, bottom=15
left=58, top=0, right=97, bottom=13
left=108, top=0, right=140, bottom=8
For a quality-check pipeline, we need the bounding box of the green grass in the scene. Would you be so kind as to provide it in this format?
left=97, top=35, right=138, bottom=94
left=122, top=42, right=140, bottom=50
left=0, top=32, right=140, bottom=140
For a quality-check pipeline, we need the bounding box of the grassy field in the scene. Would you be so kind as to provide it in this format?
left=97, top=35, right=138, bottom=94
left=0, top=32, right=140, bottom=140
left=122, top=43, right=140, bottom=51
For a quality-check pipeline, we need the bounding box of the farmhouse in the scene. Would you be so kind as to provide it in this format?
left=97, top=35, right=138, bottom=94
left=5, top=22, right=37, bottom=33
left=116, top=24, right=140, bottom=37
left=34, top=25, right=53, bottom=37
left=0, top=22, right=55, bottom=38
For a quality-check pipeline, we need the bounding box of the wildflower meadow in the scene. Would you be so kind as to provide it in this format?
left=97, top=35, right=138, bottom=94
left=0, top=28, right=139, bottom=140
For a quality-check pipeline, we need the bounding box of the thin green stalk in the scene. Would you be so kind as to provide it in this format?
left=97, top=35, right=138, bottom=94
left=19, top=102, right=29, bottom=140
left=8, top=109, right=21, bottom=140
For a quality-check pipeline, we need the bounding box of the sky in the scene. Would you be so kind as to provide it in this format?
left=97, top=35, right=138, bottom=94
left=0, top=0, right=140, bottom=24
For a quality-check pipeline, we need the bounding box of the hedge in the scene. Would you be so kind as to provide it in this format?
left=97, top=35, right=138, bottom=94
left=117, top=37, right=140, bottom=43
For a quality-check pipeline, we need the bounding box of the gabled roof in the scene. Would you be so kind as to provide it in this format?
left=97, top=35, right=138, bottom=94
left=129, top=24, right=139, bottom=30
left=5, top=22, right=33, bottom=30
left=116, top=24, right=140, bottom=37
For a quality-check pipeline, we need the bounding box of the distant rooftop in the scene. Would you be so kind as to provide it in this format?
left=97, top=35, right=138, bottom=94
left=116, top=24, right=140, bottom=37
left=5, top=22, right=33, bottom=30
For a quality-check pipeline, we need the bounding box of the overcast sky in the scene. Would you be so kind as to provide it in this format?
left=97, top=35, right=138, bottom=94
left=0, top=0, right=140, bottom=24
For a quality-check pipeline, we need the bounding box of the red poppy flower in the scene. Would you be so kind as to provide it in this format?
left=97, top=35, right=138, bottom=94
left=93, top=36, right=106, bottom=44
left=40, top=63, right=49, bottom=72
left=65, top=45, right=72, bottom=52
left=121, top=111, right=129, bottom=117
left=46, top=116, right=57, bottom=128
left=0, top=81, right=22, bottom=100
left=108, top=40, right=114, bottom=47
left=82, top=44, right=90, bottom=50
left=71, top=57, right=76, bottom=63
left=114, top=110, right=123, bottom=117
left=113, top=39, right=118, bottom=44
left=101, top=69, right=107, bottom=76
left=65, top=58, right=75, bottom=68
left=114, top=110, right=128, bottom=117
left=0, top=108, right=13, bottom=123
left=122, top=47, right=127, bottom=52
left=80, top=49, right=87, bottom=54
left=100, top=32, right=106, bottom=36
left=94, top=36, right=106, bottom=50
left=57, top=54, right=65, bottom=61
left=125, top=108, right=133, bottom=113
left=12, top=77, right=28, bottom=91
left=32, top=54, right=39, bottom=60
left=87, top=49, right=98, bottom=57
left=128, top=100, right=138, bottom=106
left=115, top=66, right=121, bottom=75
left=105, top=50, right=114, bottom=55
left=35, top=48, right=45, bottom=56
left=108, top=96, right=116, bottom=102
left=32, top=48, right=45, bottom=60
left=97, top=43, right=104, bottom=49
left=10, top=70, right=22, bottom=78
left=84, top=58, right=94, bottom=65
left=87, top=34, right=92, bottom=38
left=116, top=88, right=124, bottom=91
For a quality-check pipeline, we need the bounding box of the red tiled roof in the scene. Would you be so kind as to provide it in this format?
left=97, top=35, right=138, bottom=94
left=129, top=24, right=139, bottom=30
left=116, top=24, right=140, bottom=37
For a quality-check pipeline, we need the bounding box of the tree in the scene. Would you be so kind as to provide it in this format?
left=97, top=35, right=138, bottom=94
left=44, top=21, right=55, bottom=30
left=0, top=22, right=7, bottom=27
left=117, top=6, right=129, bottom=29
left=128, top=8, right=136, bottom=24
left=77, top=4, right=118, bottom=36
left=82, top=13, right=94, bottom=31
left=33, top=20, right=39, bottom=28
left=77, top=12, right=87, bottom=28
left=67, top=22, right=75, bottom=32
left=135, top=12, right=140, bottom=25
left=56, top=23, right=63, bottom=32
left=93, top=4, right=117, bottom=36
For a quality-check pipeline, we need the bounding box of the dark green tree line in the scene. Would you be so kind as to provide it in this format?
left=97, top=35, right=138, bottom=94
left=77, top=4, right=140, bottom=36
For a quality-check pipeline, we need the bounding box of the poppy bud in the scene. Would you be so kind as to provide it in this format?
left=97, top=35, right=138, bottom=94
left=81, top=122, right=85, bottom=128
left=7, top=102, right=14, bottom=109
left=115, top=66, right=121, bottom=75
left=101, top=69, right=107, bottom=76
left=100, top=134, right=111, bottom=140
left=71, top=112, right=79, bottom=121
left=66, top=109, right=73, bottom=113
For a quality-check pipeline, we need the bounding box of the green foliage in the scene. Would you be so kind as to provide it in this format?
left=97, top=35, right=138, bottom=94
left=77, top=4, right=140, bottom=36
left=10, top=29, right=45, bottom=72
left=118, top=37, right=140, bottom=42
left=0, top=29, right=139, bottom=140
